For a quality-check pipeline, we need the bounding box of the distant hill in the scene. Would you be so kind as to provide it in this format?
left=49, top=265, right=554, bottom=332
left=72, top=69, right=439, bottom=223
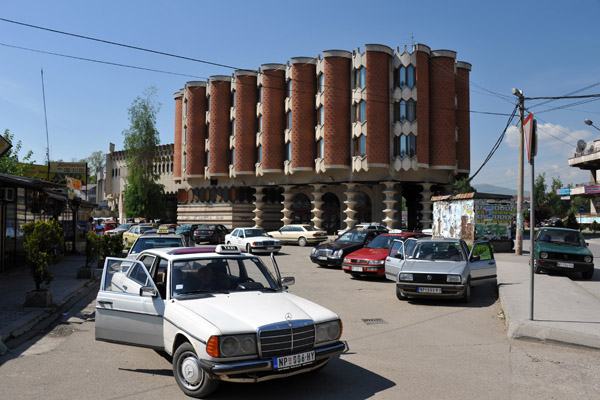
left=472, top=184, right=530, bottom=197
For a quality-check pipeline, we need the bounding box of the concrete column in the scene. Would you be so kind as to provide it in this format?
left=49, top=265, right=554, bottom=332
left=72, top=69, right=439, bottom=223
left=343, top=183, right=359, bottom=230
left=280, top=185, right=294, bottom=226
left=382, top=181, right=397, bottom=230
left=420, top=183, right=433, bottom=229
left=253, top=186, right=266, bottom=228
left=311, top=184, right=325, bottom=230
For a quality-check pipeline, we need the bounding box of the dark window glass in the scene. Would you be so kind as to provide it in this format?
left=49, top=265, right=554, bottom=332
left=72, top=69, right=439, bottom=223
left=407, top=65, right=415, bottom=88
left=407, top=100, right=416, bottom=122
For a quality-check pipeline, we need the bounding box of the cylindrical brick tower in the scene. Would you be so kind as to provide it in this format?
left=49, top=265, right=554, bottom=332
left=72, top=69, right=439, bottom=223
left=414, top=44, right=431, bottom=167
left=173, top=90, right=183, bottom=179
left=456, top=61, right=471, bottom=174
left=365, top=44, right=393, bottom=168
left=291, top=57, right=317, bottom=171
left=429, top=50, right=457, bottom=169
left=208, top=76, right=232, bottom=176
left=323, top=50, right=352, bottom=169
left=234, top=70, right=258, bottom=175
left=261, top=64, right=286, bottom=173
left=185, top=81, right=207, bottom=177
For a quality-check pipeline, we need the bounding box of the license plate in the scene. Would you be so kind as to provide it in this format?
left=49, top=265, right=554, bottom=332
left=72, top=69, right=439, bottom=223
left=317, top=256, right=327, bottom=260
left=557, top=262, right=574, bottom=268
left=417, top=287, right=442, bottom=294
left=273, top=350, right=315, bottom=370
left=266, top=247, right=274, bottom=250
left=351, top=266, right=363, bottom=272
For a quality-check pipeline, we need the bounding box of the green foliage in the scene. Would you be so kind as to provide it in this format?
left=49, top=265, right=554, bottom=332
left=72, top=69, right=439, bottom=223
left=122, top=87, right=165, bottom=221
left=590, top=221, right=600, bottom=233
left=101, top=234, right=124, bottom=259
left=0, top=129, right=35, bottom=176
left=23, top=220, right=64, bottom=291
left=454, top=176, right=476, bottom=194
left=81, top=150, right=105, bottom=184
left=86, top=231, right=102, bottom=267
left=569, top=195, right=589, bottom=215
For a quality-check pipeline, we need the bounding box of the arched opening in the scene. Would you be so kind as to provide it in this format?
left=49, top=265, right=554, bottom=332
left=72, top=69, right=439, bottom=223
left=322, top=193, right=340, bottom=235
left=354, top=191, right=372, bottom=223
left=291, top=193, right=311, bottom=224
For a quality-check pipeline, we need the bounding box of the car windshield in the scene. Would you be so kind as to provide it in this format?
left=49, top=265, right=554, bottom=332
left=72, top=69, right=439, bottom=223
left=117, top=224, right=132, bottom=230
left=302, top=225, right=317, bottom=231
left=366, top=235, right=397, bottom=249
left=172, top=256, right=278, bottom=297
left=244, top=228, right=267, bottom=237
left=139, top=226, right=154, bottom=233
left=337, top=230, right=367, bottom=243
left=408, top=241, right=464, bottom=261
left=537, top=229, right=585, bottom=246
left=130, top=237, right=184, bottom=254
left=197, top=225, right=218, bottom=230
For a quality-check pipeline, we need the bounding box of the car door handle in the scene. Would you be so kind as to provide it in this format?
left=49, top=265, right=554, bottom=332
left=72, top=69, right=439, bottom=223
left=488, top=261, right=495, bottom=265
left=98, top=300, right=113, bottom=306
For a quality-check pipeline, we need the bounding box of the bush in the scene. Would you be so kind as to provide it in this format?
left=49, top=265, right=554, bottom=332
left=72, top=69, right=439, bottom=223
left=590, top=221, right=600, bottom=233
left=86, top=231, right=102, bottom=267
left=566, top=213, right=580, bottom=230
left=101, top=234, right=124, bottom=259
left=23, top=220, right=64, bottom=291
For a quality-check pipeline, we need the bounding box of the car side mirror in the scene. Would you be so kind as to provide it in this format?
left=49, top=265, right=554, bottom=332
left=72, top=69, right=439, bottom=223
left=281, top=276, right=295, bottom=287
left=140, top=286, right=157, bottom=297
left=394, top=253, right=404, bottom=259
left=471, top=255, right=481, bottom=262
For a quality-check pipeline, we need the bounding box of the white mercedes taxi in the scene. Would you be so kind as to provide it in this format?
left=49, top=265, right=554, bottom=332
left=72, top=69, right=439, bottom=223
left=95, top=245, right=346, bottom=398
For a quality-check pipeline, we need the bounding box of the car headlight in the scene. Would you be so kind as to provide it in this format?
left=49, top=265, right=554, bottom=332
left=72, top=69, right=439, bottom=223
left=540, top=252, right=548, bottom=259
left=585, top=255, right=592, bottom=263
left=311, top=247, right=317, bottom=255
left=219, top=334, right=257, bottom=357
left=333, top=250, right=343, bottom=258
left=343, top=258, right=351, bottom=263
left=447, top=275, right=462, bottom=283
left=399, top=273, right=413, bottom=281
left=368, top=260, right=384, bottom=265
left=315, top=320, right=342, bottom=344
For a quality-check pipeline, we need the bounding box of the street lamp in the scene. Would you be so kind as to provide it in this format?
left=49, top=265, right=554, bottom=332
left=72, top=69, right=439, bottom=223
left=584, top=119, right=600, bottom=132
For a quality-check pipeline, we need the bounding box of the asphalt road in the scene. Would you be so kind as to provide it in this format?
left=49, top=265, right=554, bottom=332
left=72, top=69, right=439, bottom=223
left=1, top=245, right=599, bottom=399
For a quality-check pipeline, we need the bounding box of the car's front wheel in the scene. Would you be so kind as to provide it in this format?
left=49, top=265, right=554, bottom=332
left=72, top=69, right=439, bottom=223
left=396, top=286, right=408, bottom=301
left=582, top=269, right=594, bottom=280
left=246, top=244, right=252, bottom=254
left=461, top=278, right=471, bottom=303
left=173, top=342, right=219, bottom=398
left=297, top=237, right=307, bottom=247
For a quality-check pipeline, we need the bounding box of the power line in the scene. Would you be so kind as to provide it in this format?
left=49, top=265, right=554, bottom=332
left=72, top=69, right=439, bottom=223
left=528, top=81, right=600, bottom=110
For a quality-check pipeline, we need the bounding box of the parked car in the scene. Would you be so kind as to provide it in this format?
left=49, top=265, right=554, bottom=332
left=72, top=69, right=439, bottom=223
left=106, top=223, right=136, bottom=236
left=309, top=227, right=388, bottom=267
left=337, top=222, right=389, bottom=237
left=533, top=227, right=594, bottom=279
left=126, top=227, right=186, bottom=259
left=122, top=223, right=157, bottom=248
left=193, top=224, right=230, bottom=245
left=342, top=231, right=428, bottom=278
left=392, top=238, right=497, bottom=302
left=268, top=224, right=328, bottom=247
left=101, top=221, right=118, bottom=233
left=225, top=227, right=282, bottom=254
left=95, top=245, right=346, bottom=398
left=176, top=224, right=200, bottom=246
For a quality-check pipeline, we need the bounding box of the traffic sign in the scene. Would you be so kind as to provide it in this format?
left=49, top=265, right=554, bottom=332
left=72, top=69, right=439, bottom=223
left=523, top=113, right=537, bottom=163
left=579, top=206, right=585, bottom=213
left=0, top=135, right=12, bottom=157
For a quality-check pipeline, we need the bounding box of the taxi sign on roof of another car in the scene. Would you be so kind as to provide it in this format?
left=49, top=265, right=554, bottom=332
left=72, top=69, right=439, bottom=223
left=157, top=226, right=170, bottom=234
left=216, top=244, right=241, bottom=254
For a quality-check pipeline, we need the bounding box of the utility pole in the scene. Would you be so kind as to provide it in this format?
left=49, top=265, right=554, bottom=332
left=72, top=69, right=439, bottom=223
left=513, top=88, right=524, bottom=255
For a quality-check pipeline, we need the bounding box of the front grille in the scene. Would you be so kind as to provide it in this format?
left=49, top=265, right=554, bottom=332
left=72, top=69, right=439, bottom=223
left=411, top=273, right=448, bottom=283
left=349, top=259, right=369, bottom=264
left=547, top=252, right=588, bottom=262
left=258, top=320, right=315, bottom=358
left=317, top=249, right=333, bottom=257
left=258, top=240, right=276, bottom=246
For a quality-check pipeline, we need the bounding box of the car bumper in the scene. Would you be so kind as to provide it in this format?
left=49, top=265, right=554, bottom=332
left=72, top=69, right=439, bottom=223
left=397, top=282, right=467, bottom=298
left=341, top=264, right=385, bottom=276
left=310, top=255, right=343, bottom=267
left=536, top=259, right=594, bottom=273
left=251, top=245, right=282, bottom=253
left=199, top=341, right=347, bottom=382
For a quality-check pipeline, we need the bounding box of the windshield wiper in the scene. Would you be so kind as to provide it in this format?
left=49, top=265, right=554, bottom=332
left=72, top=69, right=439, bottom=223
left=176, top=289, right=212, bottom=295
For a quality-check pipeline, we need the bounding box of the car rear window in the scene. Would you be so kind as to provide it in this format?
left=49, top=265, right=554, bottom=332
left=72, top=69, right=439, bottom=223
left=130, top=237, right=184, bottom=254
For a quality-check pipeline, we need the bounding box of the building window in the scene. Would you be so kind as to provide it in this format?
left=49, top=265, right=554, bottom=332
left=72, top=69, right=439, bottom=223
left=207, top=96, right=210, bottom=111
left=407, top=133, right=416, bottom=157
left=184, top=100, right=188, bottom=117
left=183, top=153, right=187, bottom=171
left=407, top=65, right=415, bottom=88
left=206, top=122, right=210, bottom=139
left=184, top=126, right=187, bottom=142
left=286, top=142, right=292, bottom=161
left=206, top=151, right=210, bottom=167
left=394, top=101, right=407, bottom=123
left=317, top=106, right=324, bottom=126
left=232, top=148, right=235, bottom=166
left=259, top=86, right=263, bottom=103
left=258, top=145, right=262, bottom=163
left=258, top=116, right=262, bottom=133
left=232, top=90, right=236, bottom=107
left=352, top=100, right=366, bottom=123
left=232, top=119, right=236, bottom=137
left=395, top=65, right=415, bottom=89
left=354, top=67, right=366, bottom=89
left=407, top=100, right=416, bottom=122
left=317, top=73, right=324, bottom=93
left=353, top=135, right=366, bottom=157
left=317, top=138, right=324, bottom=159
left=286, top=111, right=292, bottom=130
left=287, top=80, right=292, bottom=98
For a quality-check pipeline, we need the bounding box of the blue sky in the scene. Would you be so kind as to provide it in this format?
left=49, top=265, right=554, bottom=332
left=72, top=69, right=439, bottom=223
left=1, top=0, right=599, bottom=191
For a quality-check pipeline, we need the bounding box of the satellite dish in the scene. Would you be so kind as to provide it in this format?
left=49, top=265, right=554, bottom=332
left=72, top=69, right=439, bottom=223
left=576, top=139, right=587, bottom=153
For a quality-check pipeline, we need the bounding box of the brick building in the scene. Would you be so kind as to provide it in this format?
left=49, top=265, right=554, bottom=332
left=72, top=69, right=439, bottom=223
left=173, top=43, right=471, bottom=233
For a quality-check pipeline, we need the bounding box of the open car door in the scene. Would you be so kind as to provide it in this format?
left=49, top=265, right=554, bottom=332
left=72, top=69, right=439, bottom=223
left=95, top=257, right=165, bottom=349
left=467, top=241, right=497, bottom=286
left=385, top=239, right=406, bottom=281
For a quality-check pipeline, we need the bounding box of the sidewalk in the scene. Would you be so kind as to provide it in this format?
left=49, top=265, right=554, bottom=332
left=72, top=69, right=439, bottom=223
left=496, top=251, right=600, bottom=349
left=0, top=254, right=98, bottom=350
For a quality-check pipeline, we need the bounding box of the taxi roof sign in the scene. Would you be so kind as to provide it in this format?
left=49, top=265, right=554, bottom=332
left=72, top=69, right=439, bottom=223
left=157, top=226, right=170, bottom=234
left=216, top=245, right=241, bottom=254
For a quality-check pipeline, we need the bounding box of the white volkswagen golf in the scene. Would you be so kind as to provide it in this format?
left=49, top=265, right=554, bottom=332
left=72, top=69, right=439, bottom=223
left=95, top=245, right=346, bottom=398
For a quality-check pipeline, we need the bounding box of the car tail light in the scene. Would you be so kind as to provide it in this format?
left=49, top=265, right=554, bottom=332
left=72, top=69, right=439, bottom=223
left=207, top=231, right=214, bottom=234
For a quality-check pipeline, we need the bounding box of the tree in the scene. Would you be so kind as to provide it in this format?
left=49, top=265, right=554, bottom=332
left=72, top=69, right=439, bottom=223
left=454, top=176, right=476, bottom=194
left=23, top=220, right=64, bottom=291
left=81, top=150, right=105, bottom=184
left=122, top=87, right=165, bottom=221
left=0, top=129, right=35, bottom=176
left=547, top=177, right=569, bottom=218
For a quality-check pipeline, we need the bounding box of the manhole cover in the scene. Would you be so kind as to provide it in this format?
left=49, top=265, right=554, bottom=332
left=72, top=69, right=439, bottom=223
left=361, top=318, right=386, bottom=325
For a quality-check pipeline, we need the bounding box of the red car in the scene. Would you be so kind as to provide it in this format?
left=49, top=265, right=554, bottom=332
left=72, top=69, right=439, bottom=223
left=101, top=221, right=118, bottom=232
left=342, top=232, right=429, bottom=278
